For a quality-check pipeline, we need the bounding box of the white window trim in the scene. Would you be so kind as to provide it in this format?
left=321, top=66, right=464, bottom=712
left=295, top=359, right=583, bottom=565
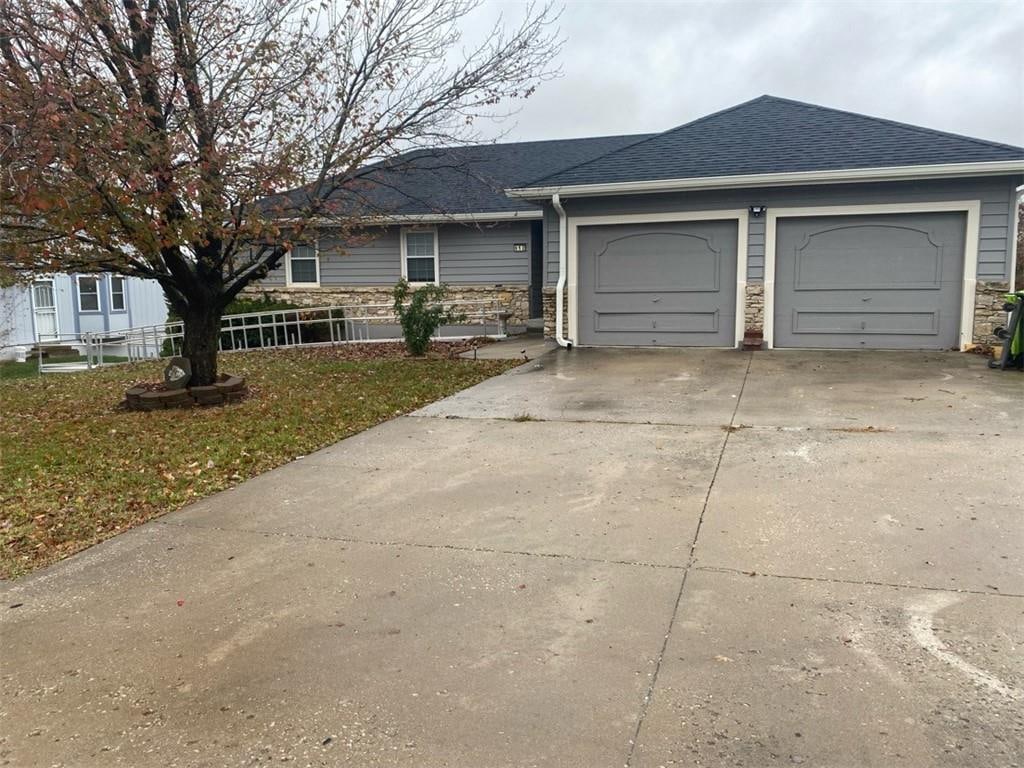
left=108, top=275, right=127, bottom=313
left=763, top=200, right=981, bottom=350
left=566, top=209, right=750, bottom=348
left=400, top=227, right=440, bottom=285
left=76, top=275, right=102, bottom=313
left=284, top=241, right=320, bottom=287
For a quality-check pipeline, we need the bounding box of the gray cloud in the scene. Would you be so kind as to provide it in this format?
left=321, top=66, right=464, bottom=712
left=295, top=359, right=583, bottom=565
left=467, top=0, right=1024, bottom=145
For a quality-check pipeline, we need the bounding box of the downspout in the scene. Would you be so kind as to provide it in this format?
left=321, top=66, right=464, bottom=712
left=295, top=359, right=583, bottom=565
left=552, top=193, right=571, bottom=348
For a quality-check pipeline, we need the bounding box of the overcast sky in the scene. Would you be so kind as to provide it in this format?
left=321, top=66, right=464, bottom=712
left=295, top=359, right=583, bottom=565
left=466, top=0, right=1024, bottom=147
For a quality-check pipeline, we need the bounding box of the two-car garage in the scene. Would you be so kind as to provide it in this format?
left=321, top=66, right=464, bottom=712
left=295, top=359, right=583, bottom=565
left=572, top=204, right=976, bottom=351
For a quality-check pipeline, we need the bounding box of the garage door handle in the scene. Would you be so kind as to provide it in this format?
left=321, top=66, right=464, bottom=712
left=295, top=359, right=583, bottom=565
left=651, top=297, right=660, bottom=303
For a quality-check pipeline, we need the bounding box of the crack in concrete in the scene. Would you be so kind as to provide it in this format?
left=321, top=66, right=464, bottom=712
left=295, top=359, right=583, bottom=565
left=694, top=565, right=1024, bottom=599
left=152, top=518, right=689, bottom=572
left=405, top=412, right=983, bottom=438
left=623, top=351, right=755, bottom=767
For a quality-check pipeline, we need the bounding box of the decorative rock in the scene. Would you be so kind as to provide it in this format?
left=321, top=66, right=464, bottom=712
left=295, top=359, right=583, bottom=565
left=163, top=357, right=192, bottom=389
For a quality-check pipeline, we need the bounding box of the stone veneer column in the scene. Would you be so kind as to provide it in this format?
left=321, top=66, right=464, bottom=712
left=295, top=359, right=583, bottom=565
left=972, top=281, right=1012, bottom=345
left=541, top=287, right=567, bottom=340
left=744, top=283, right=765, bottom=335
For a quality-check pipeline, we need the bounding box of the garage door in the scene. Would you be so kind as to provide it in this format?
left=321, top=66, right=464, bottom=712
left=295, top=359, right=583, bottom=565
left=577, top=220, right=738, bottom=346
left=773, top=212, right=966, bottom=349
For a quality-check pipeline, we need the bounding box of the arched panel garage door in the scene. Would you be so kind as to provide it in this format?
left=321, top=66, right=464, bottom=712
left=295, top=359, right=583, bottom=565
left=577, top=219, right=739, bottom=347
left=773, top=212, right=967, bottom=349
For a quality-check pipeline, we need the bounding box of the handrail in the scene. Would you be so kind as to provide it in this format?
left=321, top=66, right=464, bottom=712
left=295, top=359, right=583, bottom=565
left=5, top=298, right=513, bottom=374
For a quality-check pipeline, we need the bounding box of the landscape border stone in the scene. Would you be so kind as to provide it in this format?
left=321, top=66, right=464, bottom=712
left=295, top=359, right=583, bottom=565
left=123, top=375, right=248, bottom=411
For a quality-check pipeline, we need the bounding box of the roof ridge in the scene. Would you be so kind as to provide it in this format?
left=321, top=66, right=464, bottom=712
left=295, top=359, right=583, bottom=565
left=521, top=95, right=772, bottom=187
left=433, top=132, right=655, bottom=152
left=760, top=94, right=1024, bottom=153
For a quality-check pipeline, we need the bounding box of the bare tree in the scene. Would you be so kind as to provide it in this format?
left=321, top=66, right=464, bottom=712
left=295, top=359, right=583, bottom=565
left=0, top=0, right=560, bottom=383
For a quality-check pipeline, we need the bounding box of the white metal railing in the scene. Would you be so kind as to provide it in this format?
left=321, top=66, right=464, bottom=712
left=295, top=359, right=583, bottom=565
left=2, top=299, right=511, bottom=374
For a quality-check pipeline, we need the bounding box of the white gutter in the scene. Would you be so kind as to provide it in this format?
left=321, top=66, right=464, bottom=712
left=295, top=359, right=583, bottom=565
left=276, top=210, right=543, bottom=226
left=551, top=193, right=570, bottom=348
left=1011, top=185, right=1023, bottom=292
left=507, top=160, right=1024, bottom=199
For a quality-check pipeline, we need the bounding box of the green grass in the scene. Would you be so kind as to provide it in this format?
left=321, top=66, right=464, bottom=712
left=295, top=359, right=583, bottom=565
left=0, top=354, right=129, bottom=380
left=0, top=345, right=516, bottom=578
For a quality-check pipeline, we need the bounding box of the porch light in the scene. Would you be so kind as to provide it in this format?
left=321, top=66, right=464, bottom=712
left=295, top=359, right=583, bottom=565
left=749, top=205, right=767, bottom=217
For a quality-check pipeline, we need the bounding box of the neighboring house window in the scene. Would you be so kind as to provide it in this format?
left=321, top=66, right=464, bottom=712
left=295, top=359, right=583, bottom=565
left=109, top=276, right=126, bottom=311
left=287, top=244, right=319, bottom=286
left=77, top=276, right=100, bottom=312
left=402, top=229, right=438, bottom=284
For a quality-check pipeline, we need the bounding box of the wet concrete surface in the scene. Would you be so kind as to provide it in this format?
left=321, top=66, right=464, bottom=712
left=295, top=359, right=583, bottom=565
left=2, top=348, right=1022, bottom=766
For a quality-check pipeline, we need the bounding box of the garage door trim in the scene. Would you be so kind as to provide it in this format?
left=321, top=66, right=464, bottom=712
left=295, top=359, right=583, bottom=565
left=763, top=200, right=981, bottom=349
left=567, top=209, right=749, bottom=347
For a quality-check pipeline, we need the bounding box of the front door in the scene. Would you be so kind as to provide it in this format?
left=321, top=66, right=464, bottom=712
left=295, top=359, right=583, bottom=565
left=32, top=281, right=59, bottom=342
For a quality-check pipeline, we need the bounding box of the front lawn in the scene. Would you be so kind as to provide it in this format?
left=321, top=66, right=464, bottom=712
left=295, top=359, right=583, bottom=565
left=0, top=344, right=516, bottom=578
left=0, top=353, right=129, bottom=381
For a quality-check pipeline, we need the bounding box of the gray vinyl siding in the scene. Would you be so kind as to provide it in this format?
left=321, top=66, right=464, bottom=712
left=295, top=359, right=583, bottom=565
left=256, top=222, right=531, bottom=288
left=544, top=175, right=1022, bottom=285
left=320, top=230, right=403, bottom=285
left=437, top=222, right=531, bottom=284
left=260, top=263, right=286, bottom=287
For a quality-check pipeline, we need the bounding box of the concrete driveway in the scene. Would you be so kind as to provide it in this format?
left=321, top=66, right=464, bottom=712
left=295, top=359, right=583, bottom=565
left=2, top=349, right=1022, bottom=767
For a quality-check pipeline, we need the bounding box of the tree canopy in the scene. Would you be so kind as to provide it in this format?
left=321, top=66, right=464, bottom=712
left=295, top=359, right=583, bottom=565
left=0, top=0, right=560, bottom=382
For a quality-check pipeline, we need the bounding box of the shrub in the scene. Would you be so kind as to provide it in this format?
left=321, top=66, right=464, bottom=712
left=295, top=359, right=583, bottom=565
left=393, top=280, right=466, bottom=356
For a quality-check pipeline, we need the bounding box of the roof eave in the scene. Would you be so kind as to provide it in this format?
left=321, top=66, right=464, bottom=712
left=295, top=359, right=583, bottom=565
left=505, top=160, right=1024, bottom=199
left=270, top=210, right=543, bottom=225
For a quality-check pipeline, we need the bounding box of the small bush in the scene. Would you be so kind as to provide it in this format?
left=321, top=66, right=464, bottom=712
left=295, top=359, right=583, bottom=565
left=393, top=280, right=466, bottom=356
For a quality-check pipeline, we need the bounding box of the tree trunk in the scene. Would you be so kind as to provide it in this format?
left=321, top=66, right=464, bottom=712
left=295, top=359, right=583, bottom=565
left=181, top=306, right=222, bottom=386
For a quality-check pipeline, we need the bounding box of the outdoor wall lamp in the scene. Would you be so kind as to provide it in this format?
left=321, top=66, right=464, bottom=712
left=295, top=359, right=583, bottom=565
left=749, top=205, right=767, bottom=217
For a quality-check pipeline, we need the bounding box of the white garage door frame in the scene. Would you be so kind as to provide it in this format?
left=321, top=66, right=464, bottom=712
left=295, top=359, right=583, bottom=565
left=763, top=200, right=982, bottom=350
left=567, top=209, right=750, bottom=347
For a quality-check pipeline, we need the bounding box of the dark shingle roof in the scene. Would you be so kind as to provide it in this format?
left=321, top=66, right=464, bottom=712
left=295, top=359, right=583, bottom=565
left=261, top=134, right=653, bottom=217
left=522, top=95, right=1024, bottom=189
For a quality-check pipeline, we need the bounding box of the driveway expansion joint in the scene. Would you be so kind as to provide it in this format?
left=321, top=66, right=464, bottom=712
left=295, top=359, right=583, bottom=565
left=624, top=351, right=755, bottom=767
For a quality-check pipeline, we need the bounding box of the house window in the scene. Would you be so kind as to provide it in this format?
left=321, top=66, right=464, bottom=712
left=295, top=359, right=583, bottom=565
left=287, top=244, right=319, bottom=286
left=402, top=229, right=438, bottom=284
left=109, top=276, right=126, bottom=311
left=77, top=276, right=100, bottom=312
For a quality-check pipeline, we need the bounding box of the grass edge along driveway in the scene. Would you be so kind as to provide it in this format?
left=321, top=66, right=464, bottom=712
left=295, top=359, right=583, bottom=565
left=0, top=344, right=516, bottom=578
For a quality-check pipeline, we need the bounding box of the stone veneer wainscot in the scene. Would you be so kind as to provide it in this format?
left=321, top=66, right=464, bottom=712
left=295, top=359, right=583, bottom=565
left=246, top=284, right=531, bottom=327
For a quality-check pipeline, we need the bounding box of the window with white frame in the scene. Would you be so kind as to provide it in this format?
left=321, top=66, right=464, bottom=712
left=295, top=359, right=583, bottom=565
left=287, top=244, right=319, bottom=286
left=109, top=275, right=126, bottom=311
left=77, top=275, right=100, bottom=312
left=402, top=229, right=438, bottom=284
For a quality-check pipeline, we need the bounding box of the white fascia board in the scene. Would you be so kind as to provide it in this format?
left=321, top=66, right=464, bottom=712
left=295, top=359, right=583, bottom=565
left=280, top=210, right=543, bottom=226
left=505, top=160, right=1024, bottom=199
